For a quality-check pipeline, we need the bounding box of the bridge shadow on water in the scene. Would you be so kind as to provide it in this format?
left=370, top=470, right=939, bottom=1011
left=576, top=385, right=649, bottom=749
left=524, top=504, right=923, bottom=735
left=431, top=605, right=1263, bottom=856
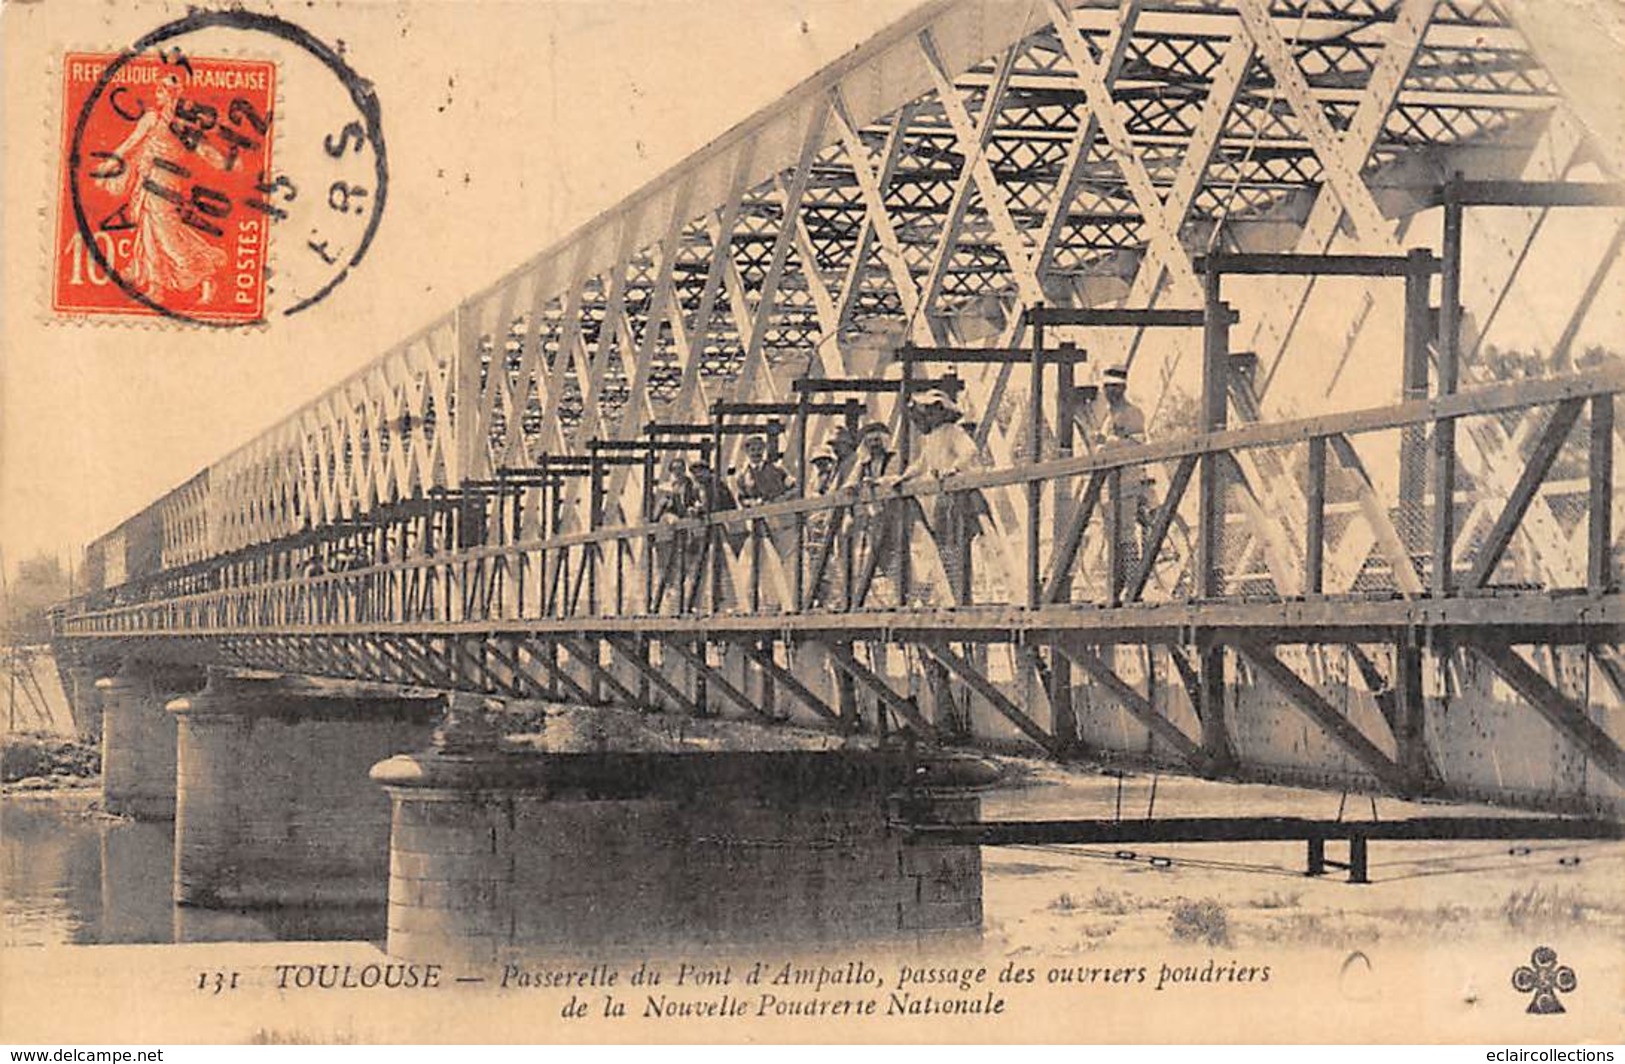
left=3, top=795, right=387, bottom=947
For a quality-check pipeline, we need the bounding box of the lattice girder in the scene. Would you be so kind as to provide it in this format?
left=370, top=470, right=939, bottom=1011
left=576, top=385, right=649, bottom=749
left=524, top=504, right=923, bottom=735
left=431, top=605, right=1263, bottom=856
left=81, top=0, right=1611, bottom=590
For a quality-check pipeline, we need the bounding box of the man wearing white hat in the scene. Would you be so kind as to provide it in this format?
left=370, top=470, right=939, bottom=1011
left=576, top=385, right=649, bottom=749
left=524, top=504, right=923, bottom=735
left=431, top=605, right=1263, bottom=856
left=900, top=388, right=979, bottom=483
left=900, top=386, right=989, bottom=605
left=1096, top=364, right=1146, bottom=445
left=799, top=443, right=845, bottom=605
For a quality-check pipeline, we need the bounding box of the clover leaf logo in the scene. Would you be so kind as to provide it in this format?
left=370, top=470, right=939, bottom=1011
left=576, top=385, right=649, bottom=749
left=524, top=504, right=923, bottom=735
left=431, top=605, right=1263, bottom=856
left=1512, top=947, right=1576, bottom=1014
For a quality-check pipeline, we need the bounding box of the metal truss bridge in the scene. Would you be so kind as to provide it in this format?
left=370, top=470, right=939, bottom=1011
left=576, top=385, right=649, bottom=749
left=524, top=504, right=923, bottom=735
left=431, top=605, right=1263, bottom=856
left=56, top=0, right=1625, bottom=816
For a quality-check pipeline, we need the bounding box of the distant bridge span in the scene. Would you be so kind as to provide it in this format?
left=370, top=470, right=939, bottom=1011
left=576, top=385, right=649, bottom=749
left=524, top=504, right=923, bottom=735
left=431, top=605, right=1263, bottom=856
left=56, top=0, right=1625, bottom=816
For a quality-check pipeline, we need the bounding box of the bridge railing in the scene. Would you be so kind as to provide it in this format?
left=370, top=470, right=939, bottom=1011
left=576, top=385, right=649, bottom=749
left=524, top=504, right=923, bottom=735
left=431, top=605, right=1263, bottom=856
left=67, top=0, right=1571, bottom=606
left=57, top=366, right=1621, bottom=640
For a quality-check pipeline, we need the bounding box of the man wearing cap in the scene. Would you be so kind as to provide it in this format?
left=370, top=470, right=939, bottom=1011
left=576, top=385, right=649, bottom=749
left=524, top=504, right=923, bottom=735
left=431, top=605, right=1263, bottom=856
left=807, top=443, right=841, bottom=495
left=827, top=422, right=859, bottom=468
left=652, top=455, right=699, bottom=522
left=799, top=443, right=844, bottom=605
left=834, top=421, right=901, bottom=601
left=733, top=434, right=796, bottom=507
left=1094, top=364, right=1154, bottom=587
left=1096, top=364, right=1146, bottom=445
left=690, top=460, right=736, bottom=515
left=842, top=421, right=894, bottom=490
left=733, top=433, right=799, bottom=566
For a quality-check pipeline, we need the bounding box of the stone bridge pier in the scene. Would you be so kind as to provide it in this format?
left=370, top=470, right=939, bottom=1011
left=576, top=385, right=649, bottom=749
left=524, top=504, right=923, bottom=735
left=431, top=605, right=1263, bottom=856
left=371, top=705, right=995, bottom=962
left=95, top=661, right=203, bottom=819
left=61, top=664, right=104, bottom=744
left=167, top=671, right=441, bottom=908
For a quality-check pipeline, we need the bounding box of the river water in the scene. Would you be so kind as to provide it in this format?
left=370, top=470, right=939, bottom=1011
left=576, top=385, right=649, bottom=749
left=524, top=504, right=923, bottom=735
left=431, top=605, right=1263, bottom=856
left=8, top=772, right=1618, bottom=953
left=2, top=793, right=384, bottom=947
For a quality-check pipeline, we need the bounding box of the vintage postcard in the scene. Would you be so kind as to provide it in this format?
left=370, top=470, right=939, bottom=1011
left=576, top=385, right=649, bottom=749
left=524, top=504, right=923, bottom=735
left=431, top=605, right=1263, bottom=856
left=2, top=0, right=1622, bottom=1046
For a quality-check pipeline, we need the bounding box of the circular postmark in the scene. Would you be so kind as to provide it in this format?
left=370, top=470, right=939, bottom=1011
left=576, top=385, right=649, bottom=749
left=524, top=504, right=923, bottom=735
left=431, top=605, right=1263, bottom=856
left=64, top=10, right=386, bottom=326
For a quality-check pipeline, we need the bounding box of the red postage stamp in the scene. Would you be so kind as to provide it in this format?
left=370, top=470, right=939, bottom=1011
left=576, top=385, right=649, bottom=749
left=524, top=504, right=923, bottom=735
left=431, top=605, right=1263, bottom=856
left=53, top=51, right=278, bottom=324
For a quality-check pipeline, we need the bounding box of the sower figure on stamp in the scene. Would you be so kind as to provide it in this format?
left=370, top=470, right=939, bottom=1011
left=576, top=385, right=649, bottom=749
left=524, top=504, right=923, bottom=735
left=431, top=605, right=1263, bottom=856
left=92, top=75, right=227, bottom=304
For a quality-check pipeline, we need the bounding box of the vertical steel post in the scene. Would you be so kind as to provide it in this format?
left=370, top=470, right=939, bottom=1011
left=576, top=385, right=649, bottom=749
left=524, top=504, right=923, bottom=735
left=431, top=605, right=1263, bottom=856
left=710, top=422, right=725, bottom=614
left=1347, top=835, right=1370, bottom=884
left=642, top=451, right=656, bottom=524
left=1197, top=279, right=1234, bottom=770
left=843, top=402, right=860, bottom=613
left=1306, top=836, right=1326, bottom=877
left=1394, top=640, right=1432, bottom=795
left=1105, top=467, right=1124, bottom=607
left=842, top=507, right=856, bottom=612
left=758, top=639, right=776, bottom=719
left=1197, top=635, right=1233, bottom=770
left=643, top=456, right=656, bottom=618
left=1027, top=310, right=1045, bottom=609
left=676, top=529, right=689, bottom=615
left=837, top=661, right=859, bottom=731
left=642, top=451, right=656, bottom=623
left=1433, top=184, right=1463, bottom=596
left=615, top=534, right=625, bottom=616
left=1590, top=393, right=1615, bottom=594
left=537, top=479, right=551, bottom=619
left=749, top=515, right=762, bottom=613
left=588, top=477, right=605, bottom=611
left=1306, top=435, right=1327, bottom=597
left=1400, top=247, right=1432, bottom=558
left=638, top=633, right=651, bottom=710
left=588, top=456, right=602, bottom=616
left=898, top=356, right=914, bottom=606
left=1197, top=278, right=1230, bottom=599
left=794, top=391, right=810, bottom=611
left=1049, top=340, right=1078, bottom=752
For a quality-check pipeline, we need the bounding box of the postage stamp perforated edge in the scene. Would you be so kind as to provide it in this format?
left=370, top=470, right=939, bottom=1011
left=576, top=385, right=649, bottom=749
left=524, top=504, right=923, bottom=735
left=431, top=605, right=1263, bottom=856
left=38, top=42, right=285, bottom=332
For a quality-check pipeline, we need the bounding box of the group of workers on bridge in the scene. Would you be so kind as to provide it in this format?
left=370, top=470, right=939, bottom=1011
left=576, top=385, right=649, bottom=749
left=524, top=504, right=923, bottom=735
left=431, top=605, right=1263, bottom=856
left=262, top=359, right=1164, bottom=613
left=641, top=362, right=1161, bottom=608
left=184, top=358, right=1165, bottom=607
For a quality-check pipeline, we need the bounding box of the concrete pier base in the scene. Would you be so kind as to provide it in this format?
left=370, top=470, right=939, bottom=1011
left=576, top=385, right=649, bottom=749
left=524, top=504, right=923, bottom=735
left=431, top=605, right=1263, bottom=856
left=96, top=662, right=195, bottom=819
left=168, top=673, right=441, bottom=908
left=372, top=720, right=993, bottom=962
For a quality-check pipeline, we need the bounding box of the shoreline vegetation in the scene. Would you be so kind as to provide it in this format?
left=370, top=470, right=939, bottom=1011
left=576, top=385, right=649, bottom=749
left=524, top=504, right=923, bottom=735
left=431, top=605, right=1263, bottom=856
left=1, top=731, right=100, bottom=794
